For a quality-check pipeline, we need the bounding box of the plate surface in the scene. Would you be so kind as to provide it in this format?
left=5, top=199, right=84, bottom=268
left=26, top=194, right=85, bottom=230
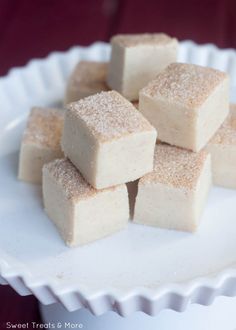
left=0, top=41, right=236, bottom=315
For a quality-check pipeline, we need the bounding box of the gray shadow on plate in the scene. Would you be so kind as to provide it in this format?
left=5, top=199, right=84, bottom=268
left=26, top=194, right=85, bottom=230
left=6, top=150, right=20, bottom=178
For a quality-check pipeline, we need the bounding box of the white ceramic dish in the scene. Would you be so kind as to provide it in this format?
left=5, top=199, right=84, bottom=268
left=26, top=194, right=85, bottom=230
left=0, top=41, right=236, bottom=316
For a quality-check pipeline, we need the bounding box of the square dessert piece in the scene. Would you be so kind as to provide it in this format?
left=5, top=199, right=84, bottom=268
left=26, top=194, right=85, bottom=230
left=18, top=107, right=64, bottom=184
left=107, top=33, right=178, bottom=101
left=207, top=104, right=236, bottom=188
left=61, top=91, right=157, bottom=189
left=64, top=61, right=109, bottom=104
left=140, top=63, right=229, bottom=151
left=43, top=158, right=129, bottom=246
left=134, top=144, right=212, bottom=232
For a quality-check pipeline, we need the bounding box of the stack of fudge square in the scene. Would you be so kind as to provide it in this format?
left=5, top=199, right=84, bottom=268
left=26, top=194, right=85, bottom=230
left=18, top=33, right=236, bottom=247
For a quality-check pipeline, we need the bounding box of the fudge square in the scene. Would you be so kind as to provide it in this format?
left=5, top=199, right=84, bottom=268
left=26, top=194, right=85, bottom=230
left=134, top=144, right=212, bottom=232
left=64, top=61, right=109, bottom=104
left=18, top=107, right=64, bottom=184
left=61, top=91, right=157, bottom=189
left=207, top=104, right=236, bottom=188
left=43, top=158, right=129, bottom=246
left=139, top=63, right=229, bottom=152
left=107, top=33, right=178, bottom=101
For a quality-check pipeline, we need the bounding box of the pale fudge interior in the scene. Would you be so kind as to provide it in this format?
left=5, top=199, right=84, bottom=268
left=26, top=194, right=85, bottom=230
left=207, top=104, right=236, bottom=188
left=64, top=61, right=109, bottom=104
left=43, top=159, right=129, bottom=246
left=134, top=144, right=211, bottom=232
left=17, top=32, right=234, bottom=246
left=107, top=33, right=178, bottom=101
left=139, top=63, right=229, bottom=151
left=18, top=107, right=64, bottom=184
left=61, top=90, right=157, bottom=189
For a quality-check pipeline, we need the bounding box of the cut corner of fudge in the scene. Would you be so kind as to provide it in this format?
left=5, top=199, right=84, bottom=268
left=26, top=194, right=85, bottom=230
left=207, top=103, right=236, bottom=188
left=61, top=90, right=157, bottom=189
left=134, top=143, right=212, bottom=232
left=107, top=33, right=178, bottom=101
left=42, top=158, right=129, bottom=246
left=139, top=62, right=229, bottom=152
left=18, top=106, right=64, bottom=184
left=64, top=60, right=109, bottom=104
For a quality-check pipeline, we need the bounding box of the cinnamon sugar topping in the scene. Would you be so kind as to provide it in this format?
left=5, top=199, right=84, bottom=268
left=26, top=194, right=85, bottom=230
left=69, top=61, right=109, bottom=92
left=23, top=107, right=64, bottom=149
left=111, top=33, right=176, bottom=47
left=67, top=91, right=155, bottom=141
left=142, top=63, right=228, bottom=109
left=210, top=104, right=236, bottom=145
left=140, top=143, right=209, bottom=190
left=44, top=158, right=117, bottom=201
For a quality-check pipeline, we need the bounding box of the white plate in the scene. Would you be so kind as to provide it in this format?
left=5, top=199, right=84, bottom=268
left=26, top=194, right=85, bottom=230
left=1, top=41, right=236, bottom=316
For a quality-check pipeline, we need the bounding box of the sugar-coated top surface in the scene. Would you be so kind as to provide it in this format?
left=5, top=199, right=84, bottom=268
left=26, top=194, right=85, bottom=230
left=141, top=63, right=228, bottom=109
left=210, top=104, right=236, bottom=145
left=68, top=61, right=109, bottom=91
left=111, top=33, right=177, bottom=47
left=140, top=143, right=209, bottom=190
left=44, top=158, right=118, bottom=201
left=67, top=91, right=155, bottom=142
left=23, top=107, right=64, bottom=149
